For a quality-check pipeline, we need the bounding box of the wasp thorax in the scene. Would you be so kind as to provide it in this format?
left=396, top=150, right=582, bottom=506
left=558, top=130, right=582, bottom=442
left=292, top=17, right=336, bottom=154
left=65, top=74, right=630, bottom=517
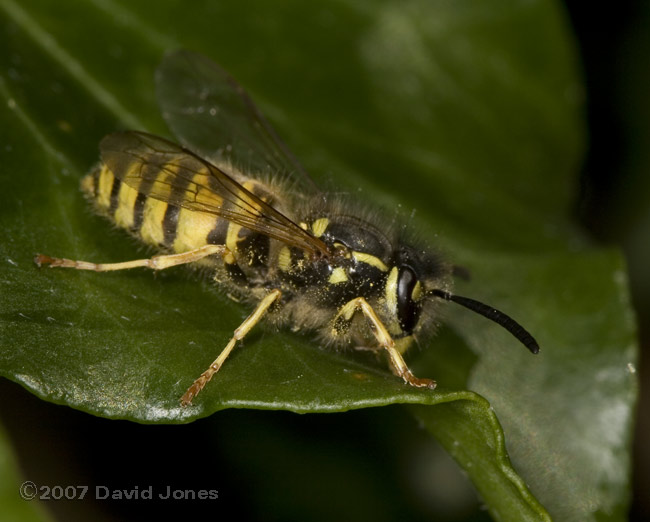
left=305, top=216, right=389, bottom=299
left=304, top=216, right=428, bottom=338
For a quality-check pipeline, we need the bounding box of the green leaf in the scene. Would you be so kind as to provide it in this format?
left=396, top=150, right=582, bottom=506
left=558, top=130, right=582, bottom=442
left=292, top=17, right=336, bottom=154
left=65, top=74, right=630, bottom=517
left=0, top=1, right=637, bottom=521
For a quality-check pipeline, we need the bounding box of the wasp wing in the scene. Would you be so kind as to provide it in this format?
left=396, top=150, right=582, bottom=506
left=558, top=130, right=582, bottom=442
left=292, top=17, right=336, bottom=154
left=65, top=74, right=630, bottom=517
left=100, top=131, right=330, bottom=257
left=155, top=49, right=319, bottom=194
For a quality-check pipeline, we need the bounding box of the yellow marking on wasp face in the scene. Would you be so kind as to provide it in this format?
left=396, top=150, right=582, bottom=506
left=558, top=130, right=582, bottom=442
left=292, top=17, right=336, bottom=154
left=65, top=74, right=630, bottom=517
left=352, top=251, right=389, bottom=272
left=328, top=266, right=348, bottom=284
left=299, top=222, right=309, bottom=231
left=114, top=183, right=139, bottom=229
left=384, top=266, right=403, bottom=335
left=139, top=198, right=168, bottom=246
left=385, top=267, right=398, bottom=314
left=96, top=165, right=114, bottom=209
left=278, top=246, right=291, bottom=271
left=173, top=208, right=213, bottom=254
left=311, top=218, right=329, bottom=238
left=412, top=281, right=423, bottom=301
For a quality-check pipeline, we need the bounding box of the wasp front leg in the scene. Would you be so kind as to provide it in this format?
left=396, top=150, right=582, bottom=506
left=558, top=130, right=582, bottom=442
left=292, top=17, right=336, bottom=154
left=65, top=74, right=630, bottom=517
left=332, top=297, right=436, bottom=389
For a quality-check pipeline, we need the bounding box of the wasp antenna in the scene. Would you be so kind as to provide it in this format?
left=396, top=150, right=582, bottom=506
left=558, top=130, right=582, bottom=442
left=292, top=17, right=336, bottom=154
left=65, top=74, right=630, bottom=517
left=431, top=289, right=540, bottom=354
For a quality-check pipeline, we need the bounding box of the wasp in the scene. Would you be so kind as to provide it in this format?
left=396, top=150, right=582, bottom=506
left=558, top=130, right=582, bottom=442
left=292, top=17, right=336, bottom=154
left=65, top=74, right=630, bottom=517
left=35, top=50, right=539, bottom=406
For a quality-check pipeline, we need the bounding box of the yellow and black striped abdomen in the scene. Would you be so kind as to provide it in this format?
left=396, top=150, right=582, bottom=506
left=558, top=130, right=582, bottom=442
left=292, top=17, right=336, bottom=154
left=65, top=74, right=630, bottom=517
left=82, top=163, right=275, bottom=270
left=82, top=164, right=217, bottom=256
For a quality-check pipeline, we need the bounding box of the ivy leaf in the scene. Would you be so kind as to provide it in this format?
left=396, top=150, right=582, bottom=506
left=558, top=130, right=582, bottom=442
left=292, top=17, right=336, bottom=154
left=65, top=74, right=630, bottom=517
left=0, top=1, right=637, bottom=521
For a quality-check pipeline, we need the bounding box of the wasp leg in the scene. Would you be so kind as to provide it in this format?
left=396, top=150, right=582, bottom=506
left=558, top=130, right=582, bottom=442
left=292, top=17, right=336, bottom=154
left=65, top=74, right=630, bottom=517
left=181, top=288, right=282, bottom=406
left=34, top=244, right=230, bottom=272
left=333, top=297, right=436, bottom=390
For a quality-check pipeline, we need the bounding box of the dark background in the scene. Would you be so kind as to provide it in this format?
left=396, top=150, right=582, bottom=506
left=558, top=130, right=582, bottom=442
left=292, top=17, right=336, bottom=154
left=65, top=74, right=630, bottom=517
left=565, top=1, right=649, bottom=520
left=0, top=1, right=646, bottom=520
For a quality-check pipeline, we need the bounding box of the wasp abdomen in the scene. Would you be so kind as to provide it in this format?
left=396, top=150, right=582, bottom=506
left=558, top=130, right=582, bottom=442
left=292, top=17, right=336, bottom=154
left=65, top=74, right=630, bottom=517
left=83, top=165, right=275, bottom=278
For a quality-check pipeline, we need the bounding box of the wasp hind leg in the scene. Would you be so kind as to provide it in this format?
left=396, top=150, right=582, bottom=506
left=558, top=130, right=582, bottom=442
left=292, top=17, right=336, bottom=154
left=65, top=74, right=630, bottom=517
left=34, top=244, right=232, bottom=272
left=332, top=297, right=436, bottom=390
left=180, top=288, right=282, bottom=406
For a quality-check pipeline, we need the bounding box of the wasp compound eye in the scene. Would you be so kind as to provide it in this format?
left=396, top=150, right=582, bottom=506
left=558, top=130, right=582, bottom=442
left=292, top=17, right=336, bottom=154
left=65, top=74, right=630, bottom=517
left=397, top=266, right=421, bottom=333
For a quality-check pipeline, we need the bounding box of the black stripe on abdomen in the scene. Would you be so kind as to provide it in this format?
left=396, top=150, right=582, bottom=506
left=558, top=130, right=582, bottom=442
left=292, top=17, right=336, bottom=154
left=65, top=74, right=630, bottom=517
left=162, top=171, right=192, bottom=247
left=132, top=192, right=147, bottom=231
left=109, top=177, right=122, bottom=215
left=132, top=174, right=157, bottom=233
left=207, top=216, right=229, bottom=245
left=163, top=204, right=180, bottom=246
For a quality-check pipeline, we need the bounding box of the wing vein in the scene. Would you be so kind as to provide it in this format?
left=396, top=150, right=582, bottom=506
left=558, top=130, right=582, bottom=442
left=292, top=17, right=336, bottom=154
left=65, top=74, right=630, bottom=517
left=100, top=131, right=330, bottom=257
